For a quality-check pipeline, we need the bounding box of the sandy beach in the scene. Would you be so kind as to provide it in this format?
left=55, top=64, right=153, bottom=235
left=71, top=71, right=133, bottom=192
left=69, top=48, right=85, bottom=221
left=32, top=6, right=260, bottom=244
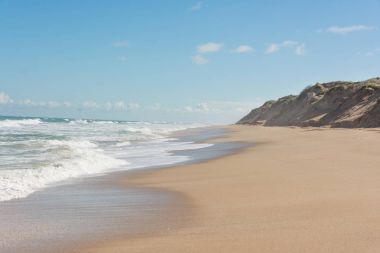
left=3, top=1, right=379, bottom=252
left=73, top=125, right=380, bottom=253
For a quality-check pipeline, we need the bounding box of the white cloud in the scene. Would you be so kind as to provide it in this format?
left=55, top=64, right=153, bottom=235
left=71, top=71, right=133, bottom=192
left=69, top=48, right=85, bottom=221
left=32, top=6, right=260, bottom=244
left=282, top=40, right=298, bottom=47
left=46, top=101, right=60, bottom=108
left=295, top=43, right=306, bottom=56
left=50, top=101, right=71, bottom=108
left=104, top=102, right=112, bottom=111
left=197, top=42, right=223, bottom=53
left=191, top=42, right=222, bottom=64
left=205, top=101, right=262, bottom=114
left=83, top=101, right=99, bottom=109
left=182, top=100, right=262, bottom=115
left=112, top=40, right=129, bottom=48
left=18, top=99, right=45, bottom=107
left=113, top=101, right=127, bottom=110
left=184, top=106, right=193, bottom=112
left=0, top=92, right=13, bottom=105
left=105, top=101, right=140, bottom=111
left=233, top=45, right=254, bottom=53
left=1, top=93, right=142, bottom=112
left=266, top=43, right=280, bottom=54
left=191, top=54, right=208, bottom=65
left=19, top=99, right=35, bottom=106
left=266, top=41, right=306, bottom=56
left=324, top=25, right=376, bottom=34
left=190, top=2, right=203, bottom=11
left=197, top=102, right=210, bottom=112
left=150, top=103, right=162, bottom=111
left=15, top=99, right=72, bottom=108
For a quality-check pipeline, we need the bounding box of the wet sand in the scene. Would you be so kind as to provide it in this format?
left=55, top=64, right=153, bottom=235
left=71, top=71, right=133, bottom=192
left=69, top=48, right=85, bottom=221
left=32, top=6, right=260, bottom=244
left=78, top=125, right=380, bottom=253
left=0, top=127, right=242, bottom=253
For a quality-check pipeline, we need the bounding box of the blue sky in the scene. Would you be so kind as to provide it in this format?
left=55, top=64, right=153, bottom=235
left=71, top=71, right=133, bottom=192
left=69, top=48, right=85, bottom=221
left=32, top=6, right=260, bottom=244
left=0, top=0, right=379, bottom=123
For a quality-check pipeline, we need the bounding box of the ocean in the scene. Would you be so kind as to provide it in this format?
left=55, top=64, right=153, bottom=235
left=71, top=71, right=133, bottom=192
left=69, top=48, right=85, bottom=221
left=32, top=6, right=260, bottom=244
left=0, top=116, right=210, bottom=202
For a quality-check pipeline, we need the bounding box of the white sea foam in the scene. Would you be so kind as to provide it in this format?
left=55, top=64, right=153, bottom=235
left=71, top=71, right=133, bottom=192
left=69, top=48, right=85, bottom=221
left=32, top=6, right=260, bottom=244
left=0, top=118, right=42, bottom=128
left=93, top=120, right=116, bottom=124
left=119, top=141, right=213, bottom=169
left=0, top=139, right=127, bottom=201
left=68, top=119, right=89, bottom=125
left=115, top=141, right=131, bottom=147
left=0, top=118, right=209, bottom=202
left=123, top=126, right=160, bottom=137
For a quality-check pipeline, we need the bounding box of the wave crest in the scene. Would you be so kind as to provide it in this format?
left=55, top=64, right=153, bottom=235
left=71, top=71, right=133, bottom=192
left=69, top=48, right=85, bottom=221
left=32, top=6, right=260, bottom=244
left=0, top=119, right=42, bottom=128
left=0, top=139, right=127, bottom=201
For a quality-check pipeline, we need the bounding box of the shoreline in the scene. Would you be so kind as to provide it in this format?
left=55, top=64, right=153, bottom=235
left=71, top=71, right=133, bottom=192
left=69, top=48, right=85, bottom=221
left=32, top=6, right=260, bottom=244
left=0, top=126, right=242, bottom=253
left=77, top=125, right=380, bottom=253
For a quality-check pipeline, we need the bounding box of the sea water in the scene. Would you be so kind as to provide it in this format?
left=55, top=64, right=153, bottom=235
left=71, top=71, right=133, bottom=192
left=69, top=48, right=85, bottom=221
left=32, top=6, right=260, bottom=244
left=0, top=116, right=210, bottom=202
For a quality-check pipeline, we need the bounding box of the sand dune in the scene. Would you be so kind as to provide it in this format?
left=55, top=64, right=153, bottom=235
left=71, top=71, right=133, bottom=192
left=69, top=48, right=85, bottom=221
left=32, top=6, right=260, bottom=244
left=238, top=77, right=380, bottom=128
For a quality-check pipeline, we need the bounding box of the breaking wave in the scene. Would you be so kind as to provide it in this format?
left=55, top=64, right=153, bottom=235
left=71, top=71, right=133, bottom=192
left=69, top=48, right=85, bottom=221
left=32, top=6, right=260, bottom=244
left=0, top=116, right=209, bottom=201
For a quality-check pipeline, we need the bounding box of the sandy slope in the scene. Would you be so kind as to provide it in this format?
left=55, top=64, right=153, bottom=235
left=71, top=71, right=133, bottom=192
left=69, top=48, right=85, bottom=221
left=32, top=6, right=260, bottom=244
left=78, top=125, right=380, bottom=253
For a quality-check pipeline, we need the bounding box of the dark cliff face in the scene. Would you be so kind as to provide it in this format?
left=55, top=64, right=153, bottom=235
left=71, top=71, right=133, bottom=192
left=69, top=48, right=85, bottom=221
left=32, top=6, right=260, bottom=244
left=237, top=77, right=380, bottom=128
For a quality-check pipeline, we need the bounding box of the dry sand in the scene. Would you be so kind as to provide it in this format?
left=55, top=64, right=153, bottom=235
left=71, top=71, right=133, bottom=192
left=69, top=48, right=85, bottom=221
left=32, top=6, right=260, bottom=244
left=78, top=125, right=380, bottom=253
